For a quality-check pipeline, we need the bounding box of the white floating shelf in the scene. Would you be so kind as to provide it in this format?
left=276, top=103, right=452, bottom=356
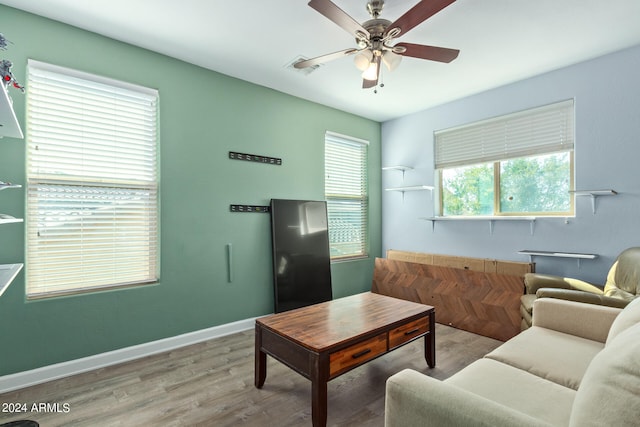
left=0, top=263, right=23, bottom=298
left=422, top=216, right=536, bottom=235
left=0, top=182, right=22, bottom=191
left=0, top=215, right=23, bottom=225
left=386, top=185, right=434, bottom=202
left=0, top=85, right=24, bottom=139
left=424, top=216, right=537, bottom=221
left=570, top=190, right=617, bottom=196
left=518, top=250, right=598, bottom=268
left=385, top=185, right=434, bottom=192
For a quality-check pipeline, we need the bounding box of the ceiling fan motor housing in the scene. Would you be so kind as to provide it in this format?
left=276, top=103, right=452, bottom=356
left=363, top=18, right=391, bottom=39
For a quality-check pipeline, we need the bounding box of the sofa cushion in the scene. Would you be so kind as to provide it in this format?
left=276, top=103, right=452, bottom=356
left=605, top=296, right=640, bottom=345
left=570, top=322, right=640, bottom=427
left=485, top=326, right=603, bottom=390
left=532, top=298, right=618, bottom=342
left=446, top=358, right=575, bottom=426
left=386, top=369, right=554, bottom=427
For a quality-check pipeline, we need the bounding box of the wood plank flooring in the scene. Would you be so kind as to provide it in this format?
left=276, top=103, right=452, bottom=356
left=0, top=324, right=501, bottom=426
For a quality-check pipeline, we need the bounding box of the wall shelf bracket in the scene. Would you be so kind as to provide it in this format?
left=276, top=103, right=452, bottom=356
left=382, top=165, right=413, bottom=180
left=570, top=189, right=617, bottom=214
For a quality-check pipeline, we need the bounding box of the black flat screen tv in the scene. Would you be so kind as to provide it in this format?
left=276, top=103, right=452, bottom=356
left=270, top=199, right=333, bottom=313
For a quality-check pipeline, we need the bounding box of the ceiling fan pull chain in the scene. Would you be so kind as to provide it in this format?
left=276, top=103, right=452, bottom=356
left=374, top=70, right=385, bottom=94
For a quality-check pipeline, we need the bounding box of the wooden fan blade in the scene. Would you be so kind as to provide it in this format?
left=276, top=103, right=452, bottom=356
left=395, top=42, right=459, bottom=63
left=293, top=48, right=359, bottom=69
left=362, top=55, right=381, bottom=89
left=308, top=0, right=369, bottom=39
left=386, top=0, right=456, bottom=38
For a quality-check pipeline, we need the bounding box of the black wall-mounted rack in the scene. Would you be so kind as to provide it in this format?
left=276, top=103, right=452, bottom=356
left=230, top=204, right=270, bottom=213
left=229, top=151, right=282, bottom=165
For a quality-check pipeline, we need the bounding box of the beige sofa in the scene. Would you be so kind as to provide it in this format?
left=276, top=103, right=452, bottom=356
left=385, top=297, right=640, bottom=426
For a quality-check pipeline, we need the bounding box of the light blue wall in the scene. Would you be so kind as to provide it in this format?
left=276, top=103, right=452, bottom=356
left=382, top=45, right=640, bottom=283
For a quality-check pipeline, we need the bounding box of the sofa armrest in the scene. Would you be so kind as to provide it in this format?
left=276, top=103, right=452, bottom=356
left=524, top=273, right=604, bottom=295
left=536, top=288, right=630, bottom=309
left=532, top=298, right=622, bottom=342
left=385, top=369, right=551, bottom=427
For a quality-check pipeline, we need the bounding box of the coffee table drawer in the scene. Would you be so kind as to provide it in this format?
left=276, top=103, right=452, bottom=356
left=329, top=333, right=387, bottom=377
left=389, top=317, right=429, bottom=349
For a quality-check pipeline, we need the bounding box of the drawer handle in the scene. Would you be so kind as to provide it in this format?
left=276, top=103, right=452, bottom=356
left=351, top=348, right=372, bottom=359
left=404, top=328, right=420, bottom=336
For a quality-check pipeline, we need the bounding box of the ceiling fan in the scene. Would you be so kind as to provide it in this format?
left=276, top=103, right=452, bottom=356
left=294, top=0, right=460, bottom=89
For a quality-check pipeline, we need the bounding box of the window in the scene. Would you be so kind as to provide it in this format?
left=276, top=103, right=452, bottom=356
left=324, top=131, right=369, bottom=260
left=26, top=60, right=159, bottom=298
left=435, top=100, right=574, bottom=216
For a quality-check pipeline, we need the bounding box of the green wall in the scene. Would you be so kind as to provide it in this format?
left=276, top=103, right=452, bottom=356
left=0, top=6, right=381, bottom=375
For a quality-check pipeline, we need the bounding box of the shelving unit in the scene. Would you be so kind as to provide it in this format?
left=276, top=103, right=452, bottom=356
left=0, top=84, right=24, bottom=139
left=0, top=42, right=26, bottom=300
left=422, top=216, right=537, bottom=235
left=570, top=189, right=617, bottom=214
left=383, top=165, right=434, bottom=202
left=518, top=250, right=598, bottom=268
left=0, top=178, right=24, bottom=292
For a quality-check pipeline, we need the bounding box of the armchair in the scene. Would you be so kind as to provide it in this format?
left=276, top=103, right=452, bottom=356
left=521, top=247, right=640, bottom=329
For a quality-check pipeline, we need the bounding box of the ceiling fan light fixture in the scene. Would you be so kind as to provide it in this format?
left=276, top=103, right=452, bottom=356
left=354, top=49, right=374, bottom=71
left=382, top=50, right=402, bottom=71
left=362, top=60, right=379, bottom=81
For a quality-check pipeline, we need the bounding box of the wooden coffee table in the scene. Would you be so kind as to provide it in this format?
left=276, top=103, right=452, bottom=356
left=255, top=291, right=435, bottom=426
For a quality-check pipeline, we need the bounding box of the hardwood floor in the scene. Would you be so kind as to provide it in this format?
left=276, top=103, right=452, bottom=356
left=0, top=324, right=501, bottom=426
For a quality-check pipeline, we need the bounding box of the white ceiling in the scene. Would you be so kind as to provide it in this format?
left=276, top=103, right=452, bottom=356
left=3, top=0, right=640, bottom=122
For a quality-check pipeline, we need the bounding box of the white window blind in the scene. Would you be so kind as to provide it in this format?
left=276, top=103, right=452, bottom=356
left=435, top=99, right=574, bottom=169
left=324, top=131, right=368, bottom=260
left=26, top=60, right=159, bottom=298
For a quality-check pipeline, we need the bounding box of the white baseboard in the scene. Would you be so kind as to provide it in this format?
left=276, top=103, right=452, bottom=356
left=0, top=316, right=257, bottom=394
